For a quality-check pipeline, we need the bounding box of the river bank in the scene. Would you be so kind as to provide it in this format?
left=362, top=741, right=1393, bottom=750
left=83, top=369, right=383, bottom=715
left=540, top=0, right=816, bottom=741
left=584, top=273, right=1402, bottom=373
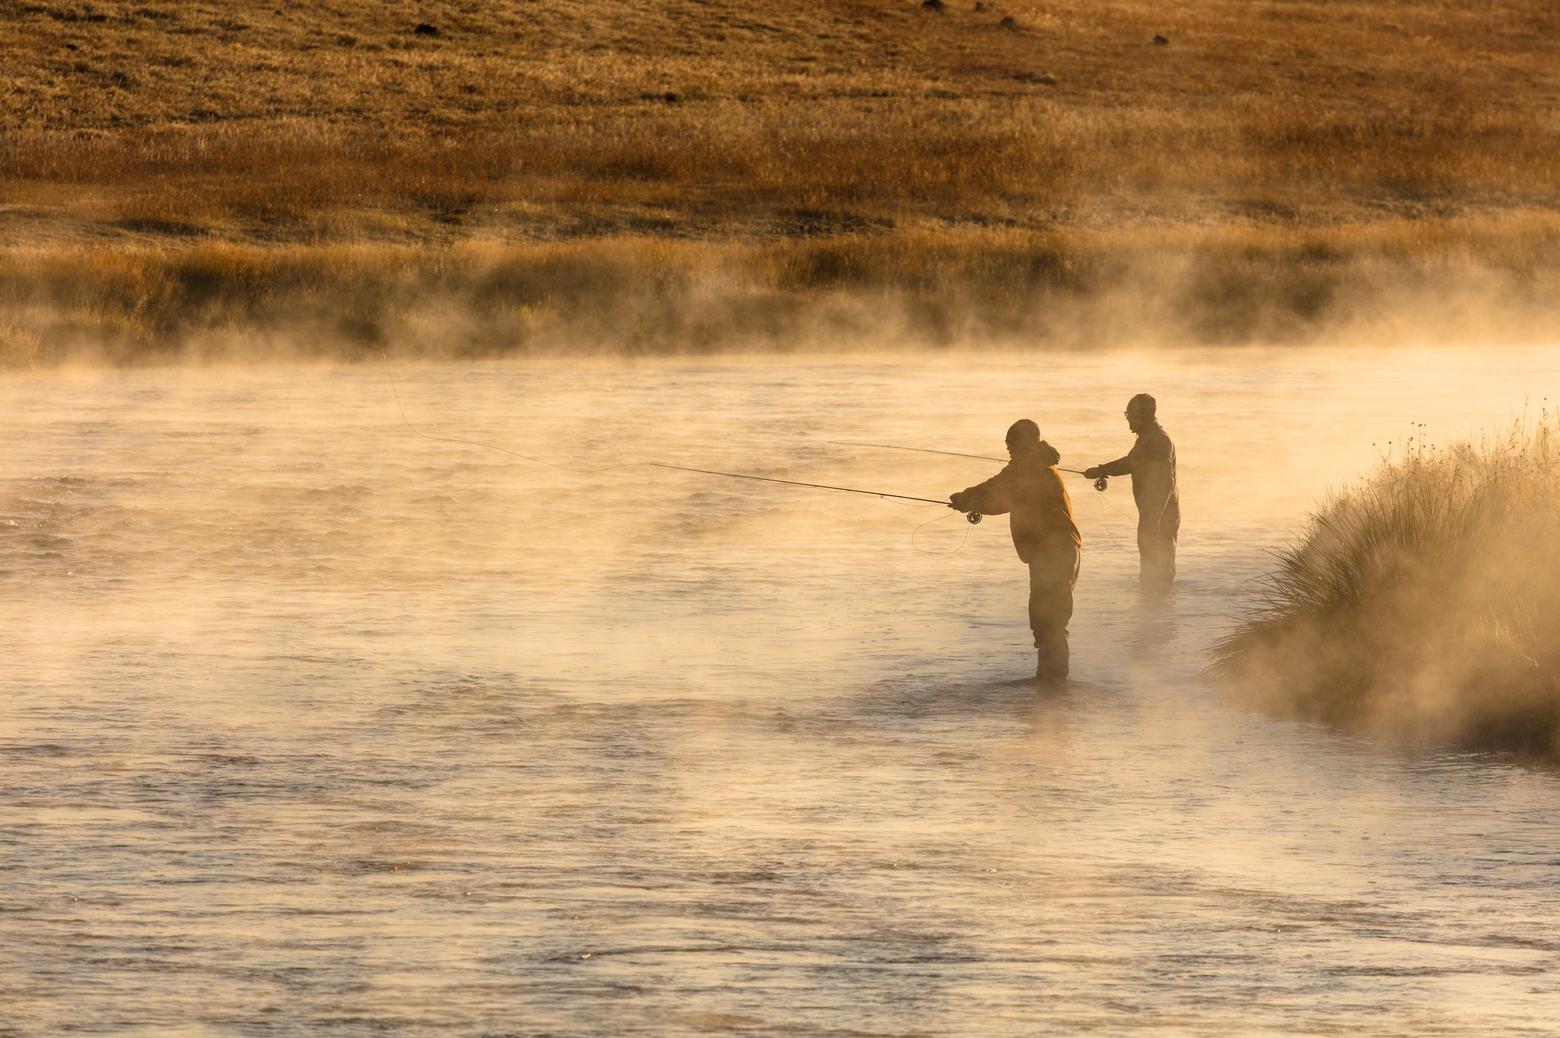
left=5, top=0, right=1558, bottom=364
left=5, top=212, right=1560, bottom=366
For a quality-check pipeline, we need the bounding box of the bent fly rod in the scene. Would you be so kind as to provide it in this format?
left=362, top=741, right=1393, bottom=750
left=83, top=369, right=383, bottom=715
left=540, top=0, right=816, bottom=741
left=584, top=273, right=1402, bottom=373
left=647, top=462, right=986, bottom=523
left=828, top=440, right=1110, bottom=491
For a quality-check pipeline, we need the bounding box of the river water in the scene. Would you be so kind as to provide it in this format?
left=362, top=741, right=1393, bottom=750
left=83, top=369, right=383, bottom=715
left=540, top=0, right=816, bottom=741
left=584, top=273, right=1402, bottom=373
left=3, top=346, right=1559, bottom=1036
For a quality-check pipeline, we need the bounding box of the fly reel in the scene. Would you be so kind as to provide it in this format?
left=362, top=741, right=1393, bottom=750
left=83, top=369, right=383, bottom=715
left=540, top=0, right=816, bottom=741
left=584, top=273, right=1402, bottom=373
left=965, top=512, right=983, bottom=525
left=1093, top=476, right=1110, bottom=492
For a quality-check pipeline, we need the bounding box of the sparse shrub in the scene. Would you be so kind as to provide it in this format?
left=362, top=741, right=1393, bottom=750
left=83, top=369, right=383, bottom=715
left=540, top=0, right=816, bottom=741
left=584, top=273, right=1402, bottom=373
left=1215, top=421, right=1560, bottom=757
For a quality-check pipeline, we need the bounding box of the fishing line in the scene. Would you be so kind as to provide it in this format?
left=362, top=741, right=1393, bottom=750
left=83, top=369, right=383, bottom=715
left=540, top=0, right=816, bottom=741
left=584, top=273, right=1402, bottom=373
left=646, top=464, right=985, bottom=555
left=829, top=437, right=1134, bottom=545
left=910, top=506, right=973, bottom=555
left=645, top=462, right=976, bottom=514
left=773, top=484, right=821, bottom=557
left=830, top=440, right=1007, bottom=463
left=381, top=358, right=981, bottom=544
left=1087, top=484, right=1129, bottom=549
left=1097, top=489, right=1136, bottom=526
left=828, top=439, right=1099, bottom=482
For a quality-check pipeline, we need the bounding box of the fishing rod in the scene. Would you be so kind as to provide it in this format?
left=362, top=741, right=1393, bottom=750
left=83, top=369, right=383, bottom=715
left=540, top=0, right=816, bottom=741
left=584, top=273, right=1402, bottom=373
left=829, top=440, right=1110, bottom=491
left=647, top=462, right=985, bottom=523
left=829, top=440, right=1006, bottom=464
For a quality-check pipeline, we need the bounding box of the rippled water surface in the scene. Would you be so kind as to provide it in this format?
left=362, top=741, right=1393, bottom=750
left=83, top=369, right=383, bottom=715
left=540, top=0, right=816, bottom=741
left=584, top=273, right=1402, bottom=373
left=4, top=346, right=1560, bottom=1036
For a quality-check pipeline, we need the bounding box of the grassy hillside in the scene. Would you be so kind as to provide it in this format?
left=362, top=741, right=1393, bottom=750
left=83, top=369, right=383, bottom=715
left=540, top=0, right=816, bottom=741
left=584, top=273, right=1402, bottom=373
left=3, top=0, right=1559, bottom=361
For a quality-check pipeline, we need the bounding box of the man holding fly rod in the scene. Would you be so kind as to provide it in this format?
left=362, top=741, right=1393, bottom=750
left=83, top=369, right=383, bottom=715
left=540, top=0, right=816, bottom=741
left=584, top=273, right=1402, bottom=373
left=948, top=419, right=1082, bottom=683
left=1084, top=393, right=1179, bottom=589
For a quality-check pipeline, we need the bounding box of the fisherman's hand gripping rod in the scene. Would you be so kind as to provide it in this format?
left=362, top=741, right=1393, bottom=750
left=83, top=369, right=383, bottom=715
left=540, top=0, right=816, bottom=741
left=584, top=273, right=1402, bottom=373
left=648, top=463, right=985, bottom=523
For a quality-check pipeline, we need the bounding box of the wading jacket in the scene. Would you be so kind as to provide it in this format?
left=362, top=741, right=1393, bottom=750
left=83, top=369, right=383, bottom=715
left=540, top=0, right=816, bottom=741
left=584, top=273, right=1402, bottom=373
left=951, top=442, right=1082, bottom=564
left=1097, top=422, right=1179, bottom=532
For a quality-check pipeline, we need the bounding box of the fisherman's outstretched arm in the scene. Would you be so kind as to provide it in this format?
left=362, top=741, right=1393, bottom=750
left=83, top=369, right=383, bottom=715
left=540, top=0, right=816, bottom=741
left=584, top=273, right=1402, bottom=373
left=948, top=468, right=1014, bottom=515
left=1085, top=455, right=1133, bottom=479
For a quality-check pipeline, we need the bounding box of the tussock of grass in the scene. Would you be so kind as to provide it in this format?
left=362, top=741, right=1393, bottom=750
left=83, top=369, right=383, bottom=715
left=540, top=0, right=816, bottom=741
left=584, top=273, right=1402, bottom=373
left=1214, top=420, right=1560, bottom=758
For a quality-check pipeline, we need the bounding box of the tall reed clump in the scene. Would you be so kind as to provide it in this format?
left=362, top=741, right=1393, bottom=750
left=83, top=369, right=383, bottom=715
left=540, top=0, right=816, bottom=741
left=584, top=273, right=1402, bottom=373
left=1214, top=420, right=1560, bottom=757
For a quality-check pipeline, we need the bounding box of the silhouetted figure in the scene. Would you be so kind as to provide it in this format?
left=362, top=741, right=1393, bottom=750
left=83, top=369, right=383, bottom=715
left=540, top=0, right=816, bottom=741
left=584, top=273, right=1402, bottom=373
left=1084, top=394, right=1179, bottom=588
left=949, top=419, right=1082, bottom=682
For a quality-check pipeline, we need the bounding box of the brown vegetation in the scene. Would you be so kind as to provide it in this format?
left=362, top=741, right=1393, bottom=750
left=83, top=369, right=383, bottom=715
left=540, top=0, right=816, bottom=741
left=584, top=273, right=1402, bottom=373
left=2, top=0, right=1558, bottom=362
left=1214, top=421, right=1560, bottom=758
left=6, top=214, right=1560, bottom=365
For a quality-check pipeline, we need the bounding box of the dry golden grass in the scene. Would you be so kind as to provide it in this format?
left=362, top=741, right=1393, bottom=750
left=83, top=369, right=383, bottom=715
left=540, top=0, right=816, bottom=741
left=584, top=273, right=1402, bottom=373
left=1215, top=419, right=1560, bottom=758
left=1, top=0, right=1558, bottom=361
left=6, top=213, right=1559, bottom=365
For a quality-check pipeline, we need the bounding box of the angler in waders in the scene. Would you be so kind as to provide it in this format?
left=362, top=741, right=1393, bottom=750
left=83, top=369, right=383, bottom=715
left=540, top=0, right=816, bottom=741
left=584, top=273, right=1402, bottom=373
left=1084, top=393, right=1179, bottom=589
left=948, top=419, right=1082, bottom=683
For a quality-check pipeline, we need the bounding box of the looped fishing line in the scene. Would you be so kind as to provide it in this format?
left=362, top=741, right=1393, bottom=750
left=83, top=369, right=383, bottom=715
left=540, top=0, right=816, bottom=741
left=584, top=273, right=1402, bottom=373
left=766, top=483, right=821, bottom=559
left=911, top=506, right=973, bottom=555
left=1085, top=484, right=1130, bottom=549
left=1090, top=482, right=1140, bottom=550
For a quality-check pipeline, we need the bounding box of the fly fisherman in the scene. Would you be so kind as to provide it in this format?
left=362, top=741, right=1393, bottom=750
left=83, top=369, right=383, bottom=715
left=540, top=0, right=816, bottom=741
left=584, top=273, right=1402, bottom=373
left=1084, top=393, right=1179, bottom=588
left=949, top=419, right=1082, bottom=683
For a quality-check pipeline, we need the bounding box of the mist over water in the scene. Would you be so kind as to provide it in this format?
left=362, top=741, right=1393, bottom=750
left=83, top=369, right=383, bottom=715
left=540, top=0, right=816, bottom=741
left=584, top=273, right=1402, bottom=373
left=4, top=345, right=1560, bottom=1035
